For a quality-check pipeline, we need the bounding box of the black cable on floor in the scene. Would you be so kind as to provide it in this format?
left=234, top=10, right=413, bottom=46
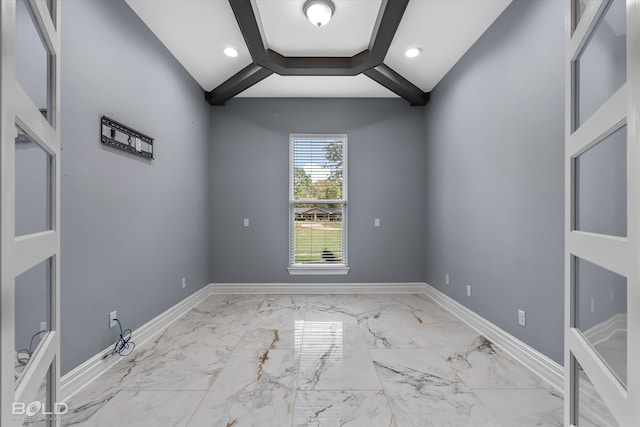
left=102, top=318, right=135, bottom=359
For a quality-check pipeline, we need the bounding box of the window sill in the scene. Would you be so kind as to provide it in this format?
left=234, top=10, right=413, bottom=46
left=287, top=264, right=350, bottom=275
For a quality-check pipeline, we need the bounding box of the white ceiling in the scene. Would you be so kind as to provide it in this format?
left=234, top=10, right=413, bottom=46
left=255, top=0, right=382, bottom=57
left=125, top=0, right=512, bottom=99
left=385, top=0, right=513, bottom=92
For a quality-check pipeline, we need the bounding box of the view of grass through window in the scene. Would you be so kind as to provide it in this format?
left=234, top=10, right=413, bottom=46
left=291, top=136, right=346, bottom=264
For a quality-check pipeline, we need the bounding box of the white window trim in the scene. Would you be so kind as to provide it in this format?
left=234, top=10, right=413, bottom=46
left=287, top=264, right=350, bottom=275
left=288, top=133, right=349, bottom=275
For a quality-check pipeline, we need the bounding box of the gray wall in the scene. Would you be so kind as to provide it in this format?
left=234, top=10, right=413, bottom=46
left=209, top=98, right=425, bottom=283
left=59, top=0, right=211, bottom=374
left=423, top=0, right=565, bottom=363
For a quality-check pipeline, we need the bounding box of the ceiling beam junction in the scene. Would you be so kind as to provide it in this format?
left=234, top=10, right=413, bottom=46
left=205, top=0, right=430, bottom=106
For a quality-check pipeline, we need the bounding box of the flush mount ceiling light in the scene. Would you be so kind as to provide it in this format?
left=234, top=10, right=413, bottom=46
left=223, top=47, right=238, bottom=57
left=303, top=0, right=335, bottom=27
left=206, top=1, right=430, bottom=106
left=404, top=47, right=422, bottom=58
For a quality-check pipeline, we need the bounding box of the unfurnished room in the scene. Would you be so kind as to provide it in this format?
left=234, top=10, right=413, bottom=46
left=1, top=0, right=637, bottom=426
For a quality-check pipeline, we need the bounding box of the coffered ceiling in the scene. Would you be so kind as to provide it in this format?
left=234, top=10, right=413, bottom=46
left=125, top=0, right=512, bottom=106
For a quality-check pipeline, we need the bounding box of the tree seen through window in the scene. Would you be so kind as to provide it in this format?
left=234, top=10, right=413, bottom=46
left=290, top=137, right=346, bottom=265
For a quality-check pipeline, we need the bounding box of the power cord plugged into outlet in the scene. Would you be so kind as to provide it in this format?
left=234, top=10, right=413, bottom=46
left=16, top=329, right=48, bottom=367
left=102, top=318, right=135, bottom=360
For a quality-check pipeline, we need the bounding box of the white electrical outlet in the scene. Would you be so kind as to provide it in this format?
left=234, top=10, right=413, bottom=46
left=518, top=309, right=526, bottom=327
left=466, top=285, right=471, bottom=297
left=374, top=218, right=380, bottom=227
left=109, top=311, right=117, bottom=328
left=445, top=274, right=450, bottom=285
left=243, top=218, right=249, bottom=227
left=590, top=298, right=595, bottom=313
left=40, top=321, right=47, bottom=331
left=182, top=277, right=186, bottom=289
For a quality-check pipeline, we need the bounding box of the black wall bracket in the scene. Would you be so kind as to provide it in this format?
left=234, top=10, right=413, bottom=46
left=101, top=116, right=154, bottom=160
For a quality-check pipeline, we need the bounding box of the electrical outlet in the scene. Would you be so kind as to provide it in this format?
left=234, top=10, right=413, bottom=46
left=466, top=285, right=471, bottom=297
left=182, top=277, right=186, bottom=289
left=445, top=274, right=450, bottom=285
left=374, top=218, right=380, bottom=227
left=40, top=321, right=47, bottom=331
left=243, top=218, right=249, bottom=227
left=590, top=298, right=595, bottom=313
left=518, top=309, right=526, bottom=327
left=109, top=311, right=117, bottom=328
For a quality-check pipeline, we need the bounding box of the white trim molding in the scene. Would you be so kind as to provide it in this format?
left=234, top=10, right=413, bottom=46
left=209, top=282, right=425, bottom=294
left=60, top=284, right=214, bottom=401
left=287, top=265, right=350, bottom=275
left=423, top=283, right=564, bottom=393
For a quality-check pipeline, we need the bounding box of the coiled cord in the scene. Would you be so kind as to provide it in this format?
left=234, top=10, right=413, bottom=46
left=102, top=318, right=135, bottom=359
left=16, top=330, right=48, bottom=367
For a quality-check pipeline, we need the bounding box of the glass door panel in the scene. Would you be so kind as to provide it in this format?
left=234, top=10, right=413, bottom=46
left=573, top=257, right=627, bottom=387
left=15, top=0, right=52, bottom=124
left=574, top=125, right=626, bottom=237
left=15, top=126, right=55, bottom=236
left=575, top=0, right=626, bottom=129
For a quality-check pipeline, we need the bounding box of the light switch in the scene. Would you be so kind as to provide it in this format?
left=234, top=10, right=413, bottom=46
left=243, top=218, right=249, bottom=227
left=374, top=218, right=380, bottom=227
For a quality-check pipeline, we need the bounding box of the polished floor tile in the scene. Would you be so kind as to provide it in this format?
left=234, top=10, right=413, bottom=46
left=446, top=335, right=545, bottom=389
left=297, top=322, right=381, bottom=391
left=292, top=390, right=396, bottom=427
left=474, top=388, right=563, bottom=427
left=65, top=390, right=205, bottom=427
left=370, top=349, right=499, bottom=427
left=188, top=349, right=298, bottom=427
left=357, top=305, right=431, bottom=349
left=62, top=293, right=563, bottom=426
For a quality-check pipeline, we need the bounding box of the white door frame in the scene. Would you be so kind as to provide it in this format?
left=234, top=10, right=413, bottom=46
left=564, top=0, right=639, bottom=425
left=1, top=0, right=61, bottom=426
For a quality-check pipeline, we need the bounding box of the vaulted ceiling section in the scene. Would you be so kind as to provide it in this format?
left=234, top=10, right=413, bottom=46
left=126, top=0, right=513, bottom=107
left=206, top=0, right=428, bottom=106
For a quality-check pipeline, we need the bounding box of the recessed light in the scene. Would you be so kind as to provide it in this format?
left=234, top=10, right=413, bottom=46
left=223, top=47, right=238, bottom=58
left=404, top=47, right=422, bottom=58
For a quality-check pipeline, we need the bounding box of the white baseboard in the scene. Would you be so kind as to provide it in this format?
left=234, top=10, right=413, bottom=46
left=423, top=283, right=564, bottom=393
left=60, top=284, right=214, bottom=401
left=61, top=282, right=565, bottom=401
left=209, top=282, right=427, bottom=294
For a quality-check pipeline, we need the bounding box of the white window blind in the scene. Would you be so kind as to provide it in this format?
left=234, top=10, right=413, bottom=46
left=289, top=134, right=348, bottom=274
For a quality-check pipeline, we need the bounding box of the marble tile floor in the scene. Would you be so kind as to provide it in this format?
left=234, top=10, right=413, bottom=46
left=60, top=294, right=563, bottom=426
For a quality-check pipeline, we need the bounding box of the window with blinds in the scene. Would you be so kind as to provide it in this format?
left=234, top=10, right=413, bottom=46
left=289, top=134, right=348, bottom=274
